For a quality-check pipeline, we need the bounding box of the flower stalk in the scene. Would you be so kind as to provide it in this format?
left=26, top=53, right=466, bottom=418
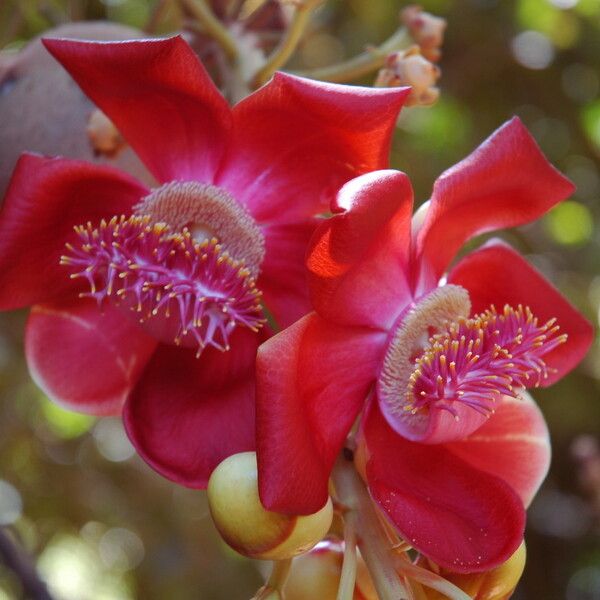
left=296, top=26, right=412, bottom=83
left=332, top=457, right=410, bottom=600
left=336, top=510, right=358, bottom=600
left=179, top=0, right=238, bottom=60
left=253, top=0, right=325, bottom=87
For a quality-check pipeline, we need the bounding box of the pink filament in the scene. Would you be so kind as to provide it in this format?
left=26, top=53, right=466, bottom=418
left=61, top=215, right=264, bottom=354
left=407, top=304, right=567, bottom=418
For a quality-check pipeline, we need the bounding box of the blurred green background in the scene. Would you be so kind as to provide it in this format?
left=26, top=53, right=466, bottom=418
left=0, top=0, right=599, bottom=598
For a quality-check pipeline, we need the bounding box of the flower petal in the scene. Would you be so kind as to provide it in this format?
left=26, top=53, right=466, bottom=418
left=0, top=154, right=146, bottom=310
left=43, top=36, right=232, bottom=183
left=448, top=240, right=593, bottom=385
left=218, top=73, right=409, bottom=225
left=361, top=401, right=525, bottom=573
left=307, top=170, right=414, bottom=329
left=259, top=219, right=317, bottom=328
left=446, top=392, right=550, bottom=507
left=25, top=298, right=157, bottom=415
left=256, top=313, right=385, bottom=514
left=414, top=117, right=575, bottom=290
left=124, top=327, right=262, bottom=488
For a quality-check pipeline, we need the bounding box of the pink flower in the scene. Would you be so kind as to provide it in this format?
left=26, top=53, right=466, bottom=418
left=0, top=36, right=409, bottom=487
left=256, top=118, right=593, bottom=571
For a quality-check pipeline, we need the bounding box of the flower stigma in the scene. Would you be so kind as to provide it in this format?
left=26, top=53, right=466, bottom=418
left=61, top=181, right=267, bottom=356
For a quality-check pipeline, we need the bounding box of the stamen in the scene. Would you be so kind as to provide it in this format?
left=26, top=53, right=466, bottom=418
left=61, top=215, right=265, bottom=355
left=134, top=181, right=265, bottom=277
left=407, top=304, right=567, bottom=417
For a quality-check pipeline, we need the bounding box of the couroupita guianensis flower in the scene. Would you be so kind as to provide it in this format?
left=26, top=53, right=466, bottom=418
left=256, top=118, right=593, bottom=571
left=0, top=36, right=409, bottom=487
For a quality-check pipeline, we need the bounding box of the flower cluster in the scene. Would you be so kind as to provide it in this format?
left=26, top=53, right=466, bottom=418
left=0, top=30, right=593, bottom=599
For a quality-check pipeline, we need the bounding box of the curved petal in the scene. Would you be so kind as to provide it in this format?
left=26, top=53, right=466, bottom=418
left=0, top=154, right=146, bottom=310
left=361, top=401, right=525, bottom=573
left=124, top=327, right=262, bottom=488
left=307, top=170, right=414, bottom=329
left=25, top=298, right=157, bottom=415
left=448, top=240, right=593, bottom=385
left=446, top=392, right=550, bottom=507
left=414, top=117, right=575, bottom=291
left=256, top=313, right=385, bottom=514
left=43, top=36, right=232, bottom=183
left=259, top=219, right=317, bottom=329
left=218, top=73, right=409, bottom=225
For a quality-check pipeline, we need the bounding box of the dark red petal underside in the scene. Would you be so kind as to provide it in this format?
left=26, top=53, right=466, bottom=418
left=124, top=327, right=262, bottom=488
left=362, top=400, right=525, bottom=573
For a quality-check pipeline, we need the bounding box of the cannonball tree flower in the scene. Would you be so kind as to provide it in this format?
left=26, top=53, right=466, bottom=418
left=256, top=118, right=593, bottom=571
left=0, top=36, right=409, bottom=487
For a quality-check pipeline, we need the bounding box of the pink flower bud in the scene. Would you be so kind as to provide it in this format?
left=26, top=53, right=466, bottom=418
left=208, top=452, right=333, bottom=560
left=401, top=5, right=447, bottom=62
left=375, top=47, right=440, bottom=107
left=86, top=109, right=125, bottom=158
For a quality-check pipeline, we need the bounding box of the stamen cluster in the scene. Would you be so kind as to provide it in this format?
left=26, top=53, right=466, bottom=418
left=407, top=304, right=567, bottom=418
left=61, top=215, right=265, bottom=354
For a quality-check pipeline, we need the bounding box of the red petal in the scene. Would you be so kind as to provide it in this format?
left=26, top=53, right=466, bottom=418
left=448, top=240, right=593, bottom=385
left=414, top=118, right=575, bottom=290
left=259, top=219, right=317, bottom=328
left=307, top=170, right=414, bottom=328
left=43, top=36, right=231, bottom=183
left=124, top=327, right=262, bottom=488
left=256, top=313, right=385, bottom=514
left=25, top=298, right=156, bottom=415
left=218, top=73, right=409, bottom=225
left=0, top=154, right=146, bottom=310
left=446, top=392, right=550, bottom=507
left=361, top=401, right=525, bottom=573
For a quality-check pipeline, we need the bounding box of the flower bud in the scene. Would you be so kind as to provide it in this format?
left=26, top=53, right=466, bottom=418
left=207, top=452, right=333, bottom=560
left=375, top=47, right=440, bottom=107
left=87, top=109, right=125, bottom=158
left=284, top=540, right=376, bottom=600
left=419, top=541, right=526, bottom=600
left=401, top=5, right=447, bottom=62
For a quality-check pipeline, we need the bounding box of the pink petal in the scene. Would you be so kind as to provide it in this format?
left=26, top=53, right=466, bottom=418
left=43, top=36, right=232, bottom=183
left=124, top=327, right=262, bottom=488
left=218, top=73, right=409, bottom=225
left=256, top=313, right=385, bottom=514
left=25, top=298, right=156, bottom=415
left=0, top=154, right=146, bottom=310
left=448, top=240, right=593, bottom=385
left=307, top=170, right=414, bottom=329
left=361, top=401, right=525, bottom=573
left=259, top=219, right=317, bottom=328
left=446, top=392, right=550, bottom=507
left=414, top=117, right=575, bottom=291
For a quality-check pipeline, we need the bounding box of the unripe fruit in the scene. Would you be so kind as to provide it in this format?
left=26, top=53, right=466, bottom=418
left=284, top=540, right=377, bottom=600
left=420, top=541, right=526, bottom=600
left=207, top=452, right=333, bottom=560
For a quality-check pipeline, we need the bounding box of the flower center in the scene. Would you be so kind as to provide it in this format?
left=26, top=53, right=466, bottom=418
left=61, top=215, right=264, bottom=355
left=377, top=285, right=566, bottom=441
left=134, top=181, right=265, bottom=277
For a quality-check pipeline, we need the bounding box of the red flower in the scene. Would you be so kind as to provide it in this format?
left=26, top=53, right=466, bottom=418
left=256, top=118, right=593, bottom=571
left=0, top=36, right=409, bottom=487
